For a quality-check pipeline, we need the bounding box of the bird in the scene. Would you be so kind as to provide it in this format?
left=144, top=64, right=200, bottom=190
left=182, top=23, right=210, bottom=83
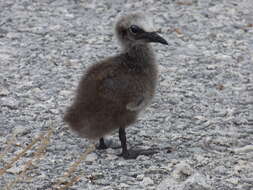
left=64, top=12, right=168, bottom=159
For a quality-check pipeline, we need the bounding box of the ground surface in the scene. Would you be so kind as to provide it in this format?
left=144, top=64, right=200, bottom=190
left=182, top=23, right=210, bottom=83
left=0, top=0, right=253, bottom=189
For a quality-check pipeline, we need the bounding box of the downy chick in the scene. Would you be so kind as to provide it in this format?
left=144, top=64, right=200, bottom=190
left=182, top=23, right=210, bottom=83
left=64, top=12, right=168, bottom=159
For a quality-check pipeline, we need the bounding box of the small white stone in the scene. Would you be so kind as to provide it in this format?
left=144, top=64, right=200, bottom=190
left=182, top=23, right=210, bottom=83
left=119, top=183, right=129, bottom=188
left=6, top=32, right=20, bottom=39
left=194, top=115, right=207, bottom=121
left=106, top=154, right=118, bottom=160
left=136, top=154, right=149, bottom=161
left=117, top=160, right=127, bottom=166
left=0, top=87, right=10, bottom=96
left=13, top=126, right=27, bottom=135
left=227, top=177, right=239, bottom=185
left=7, top=165, right=25, bottom=174
left=233, top=145, right=253, bottom=153
left=136, top=174, right=144, bottom=181
left=101, top=186, right=113, bottom=190
left=49, top=24, right=61, bottom=31
left=49, top=109, right=59, bottom=114
left=166, top=162, right=175, bottom=171
left=59, top=90, right=72, bottom=97
left=85, top=153, right=98, bottom=162
left=1, top=97, right=18, bottom=108
left=65, top=13, right=74, bottom=18
left=87, top=37, right=97, bottom=44
left=171, top=159, right=179, bottom=164
left=173, top=161, right=193, bottom=180
left=215, top=54, right=231, bottom=60
left=141, top=177, right=154, bottom=186
left=105, top=148, right=115, bottom=154
left=206, top=65, right=217, bottom=70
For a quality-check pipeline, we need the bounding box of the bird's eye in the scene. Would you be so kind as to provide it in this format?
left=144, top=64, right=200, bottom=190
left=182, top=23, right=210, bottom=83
left=129, top=25, right=141, bottom=34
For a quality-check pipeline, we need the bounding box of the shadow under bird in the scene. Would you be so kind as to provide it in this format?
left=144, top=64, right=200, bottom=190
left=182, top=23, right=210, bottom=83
left=64, top=12, right=168, bottom=159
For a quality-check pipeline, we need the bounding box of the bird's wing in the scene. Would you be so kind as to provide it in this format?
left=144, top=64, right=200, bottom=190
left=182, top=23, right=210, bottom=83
left=102, top=77, right=128, bottom=90
left=89, top=61, right=141, bottom=104
left=126, top=96, right=145, bottom=111
left=98, top=72, right=131, bottom=103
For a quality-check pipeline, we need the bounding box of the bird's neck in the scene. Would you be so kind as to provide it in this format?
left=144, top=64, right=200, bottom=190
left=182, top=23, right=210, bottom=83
left=124, top=44, right=155, bottom=65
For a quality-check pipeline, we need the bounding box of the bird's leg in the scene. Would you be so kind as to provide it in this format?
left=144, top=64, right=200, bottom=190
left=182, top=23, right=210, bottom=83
left=119, top=127, right=159, bottom=159
left=96, top=137, right=108, bottom=149
left=119, top=127, right=133, bottom=158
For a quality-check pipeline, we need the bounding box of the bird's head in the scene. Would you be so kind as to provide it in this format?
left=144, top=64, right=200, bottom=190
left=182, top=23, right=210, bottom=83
left=115, top=12, right=168, bottom=49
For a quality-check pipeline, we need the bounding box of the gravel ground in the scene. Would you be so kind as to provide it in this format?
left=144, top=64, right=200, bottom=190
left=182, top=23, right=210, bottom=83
left=0, top=0, right=253, bottom=189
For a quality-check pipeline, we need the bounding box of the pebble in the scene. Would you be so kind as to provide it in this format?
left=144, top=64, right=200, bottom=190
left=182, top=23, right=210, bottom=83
left=141, top=177, right=154, bottom=186
left=136, top=174, right=144, bottom=181
left=12, top=125, right=28, bottom=135
left=85, top=153, right=98, bottom=162
left=226, top=177, right=239, bottom=185
left=172, top=161, right=194, bottom=181
left=0, top=87, right=10, bottom=96
left=119, top=183, right=129, bottom=188
left=106, top=154, right=118, bottom=160
left=7, top=165, right=25, bottom=174
left=59, top=90, right=72, bottom=97
left=232, top=145, right=253, bottom=153
left=0, top=97, right=19, bottom=109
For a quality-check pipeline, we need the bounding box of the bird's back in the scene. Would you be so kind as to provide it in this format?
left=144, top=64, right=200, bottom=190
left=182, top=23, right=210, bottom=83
left=64, top=52, right=157, bottom=139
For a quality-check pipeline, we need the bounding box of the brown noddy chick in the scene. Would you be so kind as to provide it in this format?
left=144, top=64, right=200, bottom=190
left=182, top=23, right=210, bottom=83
left=64, top=12, right=168, bottom=159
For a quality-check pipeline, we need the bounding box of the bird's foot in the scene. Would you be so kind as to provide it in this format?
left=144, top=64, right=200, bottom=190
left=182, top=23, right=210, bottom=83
left=96, top=138, right=121, bottom=150
left=96, top=138, right=108, bottom=150
left=119, top=148, right=159, bottom=159
left=96, top=143, right=108, bottom=150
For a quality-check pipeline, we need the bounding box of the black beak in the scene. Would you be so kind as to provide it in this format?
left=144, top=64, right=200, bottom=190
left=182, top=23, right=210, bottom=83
left=141, top=32, right=168, bottom=45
